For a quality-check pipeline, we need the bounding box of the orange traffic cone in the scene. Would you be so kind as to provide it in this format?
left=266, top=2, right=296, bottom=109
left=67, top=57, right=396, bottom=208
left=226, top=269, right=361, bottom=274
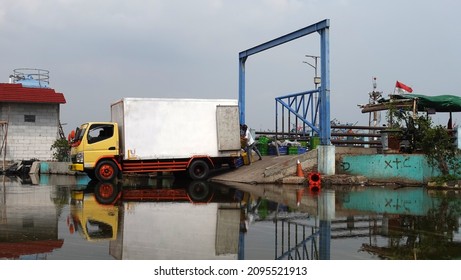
left=296, top=160, right=304, bottom=177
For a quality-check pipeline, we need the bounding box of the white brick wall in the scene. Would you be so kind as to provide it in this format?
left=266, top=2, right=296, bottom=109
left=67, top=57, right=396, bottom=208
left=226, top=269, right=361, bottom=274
left=0, top=103, right=61, bottom=161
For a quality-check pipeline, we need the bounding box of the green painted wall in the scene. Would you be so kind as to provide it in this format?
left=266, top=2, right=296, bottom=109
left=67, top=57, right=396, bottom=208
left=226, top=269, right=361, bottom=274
left=339, top=154, right=440, bottom=184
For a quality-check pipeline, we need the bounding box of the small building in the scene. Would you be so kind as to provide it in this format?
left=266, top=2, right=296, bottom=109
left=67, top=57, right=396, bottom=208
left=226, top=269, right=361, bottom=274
left=0, top=69, right=66, bottom=163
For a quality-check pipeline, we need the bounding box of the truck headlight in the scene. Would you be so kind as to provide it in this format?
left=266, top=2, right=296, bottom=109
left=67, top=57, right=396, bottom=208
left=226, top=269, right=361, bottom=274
left=76, top=152, right=84, bottom=163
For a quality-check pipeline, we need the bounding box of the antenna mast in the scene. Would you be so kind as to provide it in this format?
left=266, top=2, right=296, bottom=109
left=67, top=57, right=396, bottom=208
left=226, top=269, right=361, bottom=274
left=369, top=77, right=382, bottom=127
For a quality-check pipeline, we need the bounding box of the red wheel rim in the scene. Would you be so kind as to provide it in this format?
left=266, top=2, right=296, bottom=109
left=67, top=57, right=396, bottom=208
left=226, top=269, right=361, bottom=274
left=99, top=164, right=114, bottom=179
left=99, top=183, right=114, bottom=198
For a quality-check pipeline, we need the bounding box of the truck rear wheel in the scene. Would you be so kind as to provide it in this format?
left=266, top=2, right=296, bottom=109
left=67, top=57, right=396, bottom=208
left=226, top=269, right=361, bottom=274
left=187, top=180, right=212, bottom=202
left=95, top=160, right=118, bottom=182
left=188, top=160, right=210, bottom=180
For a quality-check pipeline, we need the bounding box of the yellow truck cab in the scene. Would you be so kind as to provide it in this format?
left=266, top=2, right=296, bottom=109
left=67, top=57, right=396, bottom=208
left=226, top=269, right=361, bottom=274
left=70, top=122, right=120, bottom=181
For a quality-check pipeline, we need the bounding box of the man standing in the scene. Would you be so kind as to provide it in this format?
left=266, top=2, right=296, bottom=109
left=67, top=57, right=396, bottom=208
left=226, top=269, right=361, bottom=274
left=242, top=124, right=262, bottom=164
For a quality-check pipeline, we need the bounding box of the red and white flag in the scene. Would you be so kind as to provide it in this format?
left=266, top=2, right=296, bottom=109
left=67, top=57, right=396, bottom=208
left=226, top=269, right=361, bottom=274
left=395, top=81, right=413, bottom=94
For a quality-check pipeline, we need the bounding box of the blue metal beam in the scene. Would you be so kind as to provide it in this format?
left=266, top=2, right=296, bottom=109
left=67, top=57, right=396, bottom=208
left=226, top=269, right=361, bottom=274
left=239, top=19, right=330, bottom=59
left=239, top=57, right=246, bottom=124
left=319, top=27, right=331, bottom=145
left=276, top=89, right=318, bottom=100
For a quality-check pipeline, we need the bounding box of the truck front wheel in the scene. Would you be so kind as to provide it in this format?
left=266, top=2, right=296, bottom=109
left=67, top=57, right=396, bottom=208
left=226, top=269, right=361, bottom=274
left=188, top=160, right=210, bottom=180
left=95, top=160, right=118, bottom=182
left=94, top=181, right=120, bottom=205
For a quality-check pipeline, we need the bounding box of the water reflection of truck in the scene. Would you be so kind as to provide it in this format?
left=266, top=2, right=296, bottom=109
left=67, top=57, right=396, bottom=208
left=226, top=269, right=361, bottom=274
left=69, top=98, right=241, bottom=182
left=73, top=179, right=242, bottom=259
left=93, top=179, right=219, bottom=205
left=110, top=199, right=241, bottom=260
left=68, top=190, right=118, bottom=241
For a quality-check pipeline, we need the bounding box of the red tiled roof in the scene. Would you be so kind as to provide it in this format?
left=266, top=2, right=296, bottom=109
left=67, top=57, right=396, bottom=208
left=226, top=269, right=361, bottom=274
left=0, top=83, right=66, bottom=104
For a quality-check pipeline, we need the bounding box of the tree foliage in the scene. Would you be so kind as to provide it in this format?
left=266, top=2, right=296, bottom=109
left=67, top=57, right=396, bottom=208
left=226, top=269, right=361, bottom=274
left=388, top=108, right=460, bottom=176
left=50, top=138, right=70, bottom=162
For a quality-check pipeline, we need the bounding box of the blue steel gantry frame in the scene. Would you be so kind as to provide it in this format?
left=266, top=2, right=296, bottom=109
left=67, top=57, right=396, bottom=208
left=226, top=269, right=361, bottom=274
left=238, top=19, right=331, bottom=145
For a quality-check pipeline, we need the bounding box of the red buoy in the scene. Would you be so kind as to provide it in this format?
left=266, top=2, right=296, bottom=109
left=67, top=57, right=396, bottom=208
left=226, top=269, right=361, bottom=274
left=308, top=172, right=321, bottom=191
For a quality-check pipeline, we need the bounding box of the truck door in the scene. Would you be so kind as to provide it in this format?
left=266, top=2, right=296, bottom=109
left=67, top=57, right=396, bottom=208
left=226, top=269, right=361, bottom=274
left=84, top=123, right=119, bottom=168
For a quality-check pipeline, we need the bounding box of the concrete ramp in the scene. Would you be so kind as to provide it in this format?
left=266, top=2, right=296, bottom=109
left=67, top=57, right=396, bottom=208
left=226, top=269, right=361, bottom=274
left=210, top=150, right=318, bottom=184
left=210, top=146, right=377, bottom=185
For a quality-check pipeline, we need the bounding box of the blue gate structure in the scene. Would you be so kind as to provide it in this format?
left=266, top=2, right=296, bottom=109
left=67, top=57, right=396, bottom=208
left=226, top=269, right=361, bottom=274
left=275, top=89, right=320, bottom=138
left=239, top=19, right=331, bottom=146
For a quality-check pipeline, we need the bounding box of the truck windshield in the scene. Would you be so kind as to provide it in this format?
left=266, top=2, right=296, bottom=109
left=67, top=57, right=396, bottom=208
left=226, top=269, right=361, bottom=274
left=85, top=219, right=114, bottom=239
left=74, top=125, right=87, bottom=141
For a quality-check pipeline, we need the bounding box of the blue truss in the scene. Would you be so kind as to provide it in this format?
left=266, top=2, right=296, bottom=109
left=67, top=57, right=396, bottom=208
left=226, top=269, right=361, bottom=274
left=275, top=89, right=320, bottom=135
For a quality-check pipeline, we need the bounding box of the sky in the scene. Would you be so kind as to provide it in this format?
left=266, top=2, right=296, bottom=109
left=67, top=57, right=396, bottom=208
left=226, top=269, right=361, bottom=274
left=1, top=0, right=461, bottom=134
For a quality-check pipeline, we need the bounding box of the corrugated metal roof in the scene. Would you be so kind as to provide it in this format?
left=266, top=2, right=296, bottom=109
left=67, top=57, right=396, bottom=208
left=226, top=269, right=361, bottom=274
left=0, top=83, right=66, bottom=104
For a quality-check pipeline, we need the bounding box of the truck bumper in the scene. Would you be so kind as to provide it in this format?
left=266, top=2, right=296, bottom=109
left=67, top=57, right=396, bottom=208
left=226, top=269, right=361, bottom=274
left=69, top=163, right=84, bottom=172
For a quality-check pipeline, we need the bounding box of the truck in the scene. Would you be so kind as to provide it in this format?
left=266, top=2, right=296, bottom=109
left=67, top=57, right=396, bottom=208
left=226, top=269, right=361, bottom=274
left=69, top=98, right=242, bottom=181
left=68, top=189, right=118, bottom=242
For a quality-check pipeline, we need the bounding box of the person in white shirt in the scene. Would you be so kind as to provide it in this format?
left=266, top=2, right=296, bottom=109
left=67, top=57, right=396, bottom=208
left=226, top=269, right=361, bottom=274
left=242, top=124, right=262, bottom=164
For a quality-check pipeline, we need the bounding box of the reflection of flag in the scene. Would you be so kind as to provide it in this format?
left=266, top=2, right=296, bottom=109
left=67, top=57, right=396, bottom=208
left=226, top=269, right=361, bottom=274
left=395, top=81, right=413, bottom=93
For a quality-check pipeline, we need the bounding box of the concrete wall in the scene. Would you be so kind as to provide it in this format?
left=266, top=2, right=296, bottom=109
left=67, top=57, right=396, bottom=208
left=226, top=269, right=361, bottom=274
left=338, top=154, right=439, bottom=184
left=28, top=161, right=89, bottom=185
left=37, top=161, right=75, bottom=175
left=0, top=103, right=60, bottom=161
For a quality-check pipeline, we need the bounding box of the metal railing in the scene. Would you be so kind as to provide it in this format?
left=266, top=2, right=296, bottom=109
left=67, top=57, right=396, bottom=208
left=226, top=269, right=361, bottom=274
left=10, top=68, right=50, bottom=88
left=275, top=216, right=319, bottom=260
left=256, top=125, right=384, bottom=148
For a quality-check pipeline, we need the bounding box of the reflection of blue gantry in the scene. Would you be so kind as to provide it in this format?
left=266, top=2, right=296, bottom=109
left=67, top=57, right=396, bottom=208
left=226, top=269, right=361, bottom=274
left=275, top=217, right=320, bottom=260
left=238, top=19, right=331, bottom=145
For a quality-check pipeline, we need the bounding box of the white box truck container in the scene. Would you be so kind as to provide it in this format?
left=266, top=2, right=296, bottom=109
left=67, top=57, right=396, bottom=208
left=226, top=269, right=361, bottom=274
left=69, top=98, right=242, bottom=181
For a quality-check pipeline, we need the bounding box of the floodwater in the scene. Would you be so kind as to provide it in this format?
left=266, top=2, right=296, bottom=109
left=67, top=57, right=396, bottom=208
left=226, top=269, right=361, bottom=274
left=1, top=174, right=461, bottom=260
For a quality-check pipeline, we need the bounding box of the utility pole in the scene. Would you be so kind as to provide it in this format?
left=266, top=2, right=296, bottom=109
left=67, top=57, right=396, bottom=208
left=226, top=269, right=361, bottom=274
left=303, top=54, right=321, bottom=134
left=303, top=55, right=320, bottom=90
